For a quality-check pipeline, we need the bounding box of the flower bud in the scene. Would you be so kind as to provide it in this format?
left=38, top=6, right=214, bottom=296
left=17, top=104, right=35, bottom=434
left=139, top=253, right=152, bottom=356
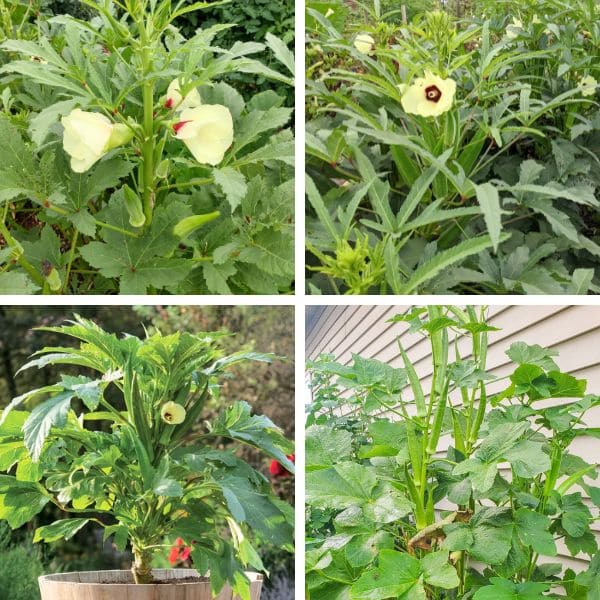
left=122, top=185, right=146, bottom=228
left=173, top=212, right=220, bottom=239
left=165, top=78, right=202, bottom=112
left=106, top=123, right=134, bottom=150
left=41, top=260, right=61, bottom=292
left=156, top=158, right=170, bottom=179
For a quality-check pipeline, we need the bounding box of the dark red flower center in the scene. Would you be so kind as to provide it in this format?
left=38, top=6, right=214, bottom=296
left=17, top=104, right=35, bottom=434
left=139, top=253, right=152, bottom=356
left=173, top=120, right=191, bottom=134
left=425, top=85, right=442, bottom=103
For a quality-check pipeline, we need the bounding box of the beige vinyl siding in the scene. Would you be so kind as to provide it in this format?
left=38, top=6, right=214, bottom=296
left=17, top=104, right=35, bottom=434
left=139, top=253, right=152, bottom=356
left=306, top=305, right=600, bottom=570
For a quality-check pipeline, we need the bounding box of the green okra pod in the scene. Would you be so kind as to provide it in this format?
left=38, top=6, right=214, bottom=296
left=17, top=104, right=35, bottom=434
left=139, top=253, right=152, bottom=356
left=452, top=408, right=466, bottom=454
left=399, top=339, right=427, bottom=418
left=404, top=464, right=427, bottom=530
left=405, top=419, right=423, bottom=483
left=469, top=380, right=487, bottom=444
left=427, top=378, right=449, bottom=455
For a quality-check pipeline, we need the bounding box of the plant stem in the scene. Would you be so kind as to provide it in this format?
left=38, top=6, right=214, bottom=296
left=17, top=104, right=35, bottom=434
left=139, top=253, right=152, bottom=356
left=62, top=229, right=79, bottom=293
left=0, top=220, right=45, bottom=287
left=132, top=547, right=154, bottom=584
left=140, top=30, right=156, bottom=226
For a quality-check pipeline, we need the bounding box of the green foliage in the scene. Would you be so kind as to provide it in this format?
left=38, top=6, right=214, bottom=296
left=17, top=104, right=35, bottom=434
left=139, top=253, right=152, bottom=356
left=173, top=0, right=294, bottom=102
left=306, top=0, right=600, bottom=294
left=0, top=523, right=43, bottom=600
left=0, top=0, right=294, bottom=295
left=0, top=315, right=294, bottom=594
left=305, top=306, right=600, bottom=599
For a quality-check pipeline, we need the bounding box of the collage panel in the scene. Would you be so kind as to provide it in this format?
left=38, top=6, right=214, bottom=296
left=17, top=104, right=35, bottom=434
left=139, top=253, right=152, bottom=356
left=305, top=304, right=600, bottom=598
left=305, top=0, right=600, bottom=295
left=0, top=0, right=295, bottom=296
left=0, top=305, right=295, bottom=598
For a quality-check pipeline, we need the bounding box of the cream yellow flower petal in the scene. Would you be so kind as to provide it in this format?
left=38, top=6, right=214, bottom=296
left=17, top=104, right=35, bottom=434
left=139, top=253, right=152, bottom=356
left=174, top=105, right=234, bottom=166
left=400, top=71, right=456, bottom=117
left=61, top=109, right=113, bottom=173
left=166, top=78, right=202, bottom=112
left=161, top=401, right=186, bottom=425
left=579, top=75, right=598, bottom=97
left=506, top=17, right=523, bottom=39
left=354, top=33, right=375, bottom=54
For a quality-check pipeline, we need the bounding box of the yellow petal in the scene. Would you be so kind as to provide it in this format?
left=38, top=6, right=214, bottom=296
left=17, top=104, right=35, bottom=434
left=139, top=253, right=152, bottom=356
left=354, top=33, right=375, bottom=54
left=400, top=72, right=456, bottom=117
left=161, top=401, right=186, bottom=425
left=166, top=78, right=202, bottom=112
left=579, top=75, right=598, bottom=97
left=61, top=109, right=113, bottom=172
left=175, top=105, right=234, bottom=165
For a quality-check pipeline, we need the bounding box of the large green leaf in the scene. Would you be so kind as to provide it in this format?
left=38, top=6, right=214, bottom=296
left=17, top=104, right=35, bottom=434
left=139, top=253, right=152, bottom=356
left=474, top=182, right=504, bottom=252
left=79, top=194, right=193, bottom=294
left=211, top=401, right=294, bottom=471
left=350, top=550, right=459, bottom=599
left=454, top=422, right=549, bottom=493
left=561, top=493, right=592, bottom=538
left=514, top=508, right=556, bottom=556
left=398, top=234, right=509, bottom=294
left=505, top=342, right=559, bottom=371
left=473, top=578, right=548, bottom=600
left=0, top=476, right=50, bottom=529
left=443, top=512, right=513, bottom=565
left=575, top=552, right=600, bottom=600
left=23, top=392, right=73, bottom=461
left=350, top=550, right=425, bottom=600
left=33, top=518, right=90, bottom=543
left=420, top=551, right=461, bottom=589
left=306, top=462, right=377, bottom=508
left=306, top=425, right=353, bottom=469
left=216, top=474, right=293, bottom=547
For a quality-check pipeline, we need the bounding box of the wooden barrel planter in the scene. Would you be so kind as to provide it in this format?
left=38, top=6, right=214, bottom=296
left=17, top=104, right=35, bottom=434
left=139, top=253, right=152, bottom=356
left=39, top=569, right=263, bottom=600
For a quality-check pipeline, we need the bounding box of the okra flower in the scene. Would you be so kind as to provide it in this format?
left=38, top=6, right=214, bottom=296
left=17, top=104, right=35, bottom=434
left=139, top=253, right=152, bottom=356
left=400, top=71, right=456, bottom=117
left=61, top=109, right=133, bottom=173
left=578, top=75, right=598, bottom=97
left=354, top=33, right=375, bottom=54
left=506, top=17, right=523, bottom=39
left=165, top=78, right=202, bottom=112
left=173, top=105, right=234, bottom=166
left=161, top=401, right=186, bottom=425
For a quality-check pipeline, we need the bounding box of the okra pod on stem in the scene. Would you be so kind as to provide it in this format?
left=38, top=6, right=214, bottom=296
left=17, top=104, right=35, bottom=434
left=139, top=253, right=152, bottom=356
left=398, top=339, right=427, bottom=419
left=469, top=380, right=487, bottom=445
left=427, top=378, right=449, bottom=455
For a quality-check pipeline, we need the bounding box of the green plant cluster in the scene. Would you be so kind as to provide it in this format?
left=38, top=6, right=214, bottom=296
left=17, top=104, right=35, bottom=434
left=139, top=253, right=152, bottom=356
left=305, top=0, right=600, bottom=294
left=305, top=306, right=600, bottom=599
left=0, top=522, right=44, bottom=600
left=173, top=0, right=294, bottom=104
left=0, top=315, right=294, bottom=596
left=0, top=0, right=295, bottom=295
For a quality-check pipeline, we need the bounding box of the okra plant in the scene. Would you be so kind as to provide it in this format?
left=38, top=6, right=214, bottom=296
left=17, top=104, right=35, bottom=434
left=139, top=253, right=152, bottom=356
left=306, top=306, right=599, bottom=599
left=0, top=0, right=294, bottom=294
left=306, top=1, right=600, bottom=294
left=0, top=315, right=294, bottom=596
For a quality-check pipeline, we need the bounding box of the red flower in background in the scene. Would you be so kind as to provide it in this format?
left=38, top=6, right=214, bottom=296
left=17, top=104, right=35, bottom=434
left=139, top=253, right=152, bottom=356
left=269, top=454, right=295, bottom=478
left=169, top=537, right=192, bottom=566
